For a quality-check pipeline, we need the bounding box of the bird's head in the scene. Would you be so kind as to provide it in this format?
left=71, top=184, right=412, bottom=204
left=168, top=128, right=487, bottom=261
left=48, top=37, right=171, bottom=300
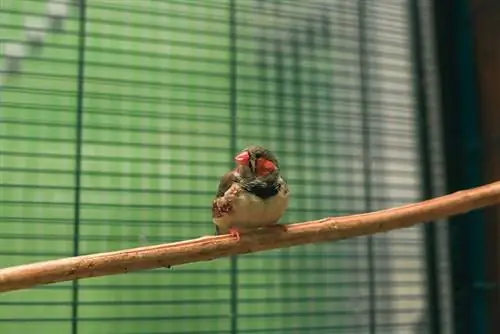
left=234, top=146, right=279, bottom=180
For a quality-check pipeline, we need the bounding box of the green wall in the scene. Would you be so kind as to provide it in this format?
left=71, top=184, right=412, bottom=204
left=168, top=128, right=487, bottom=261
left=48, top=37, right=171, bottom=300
left=1, top=1, right=365, bottom=333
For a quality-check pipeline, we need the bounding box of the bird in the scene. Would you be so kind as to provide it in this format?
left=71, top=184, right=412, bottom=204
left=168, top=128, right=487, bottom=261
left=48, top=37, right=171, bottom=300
left=212, top=145, right=290, bottom=241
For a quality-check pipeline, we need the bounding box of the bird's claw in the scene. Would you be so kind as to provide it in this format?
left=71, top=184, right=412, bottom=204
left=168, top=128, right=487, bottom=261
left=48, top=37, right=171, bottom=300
left=228, top=227, right=241, bottom=241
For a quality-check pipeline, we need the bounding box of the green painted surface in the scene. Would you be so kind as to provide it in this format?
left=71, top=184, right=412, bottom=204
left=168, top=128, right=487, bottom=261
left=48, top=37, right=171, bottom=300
left=1, top=1, right=371, bottom=333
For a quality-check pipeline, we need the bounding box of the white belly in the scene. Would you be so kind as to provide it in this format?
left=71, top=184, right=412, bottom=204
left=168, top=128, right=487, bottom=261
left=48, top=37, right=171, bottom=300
left=213, top=185, right=289, bottom=231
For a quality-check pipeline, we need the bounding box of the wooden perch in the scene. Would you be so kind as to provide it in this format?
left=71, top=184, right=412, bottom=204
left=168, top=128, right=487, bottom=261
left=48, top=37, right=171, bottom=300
left=0, top=181, right=499, bottom=294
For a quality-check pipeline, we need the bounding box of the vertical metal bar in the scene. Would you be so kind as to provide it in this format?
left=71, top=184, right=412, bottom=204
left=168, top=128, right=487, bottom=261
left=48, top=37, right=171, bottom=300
left=258, top=3, right=268, bottom=143
left=291, top=31, right=304, bottom=204
left=290, top=24, right=306, bottom=330
left=72, top=1, right=87, bottom=334
left=306, top=25, right=319, bottom=173
left=357, top=0, right=375, bottom=333
left=228, top=0, right=238, bottom=333
left=274, top=38, right=291, bottom=324
left=290, top=31, right=306, bottom=288
left=408, top=0, right=441, bottom=332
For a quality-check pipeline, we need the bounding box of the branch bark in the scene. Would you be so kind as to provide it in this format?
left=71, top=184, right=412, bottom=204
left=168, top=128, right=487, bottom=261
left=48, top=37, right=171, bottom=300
left=1, top=181, right=499, bottom=294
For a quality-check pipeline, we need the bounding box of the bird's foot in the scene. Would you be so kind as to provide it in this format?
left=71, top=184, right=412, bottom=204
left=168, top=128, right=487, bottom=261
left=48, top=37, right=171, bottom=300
left=228, top=227, right=242, bottom=241
left=268, top=224, right=288, bottom=232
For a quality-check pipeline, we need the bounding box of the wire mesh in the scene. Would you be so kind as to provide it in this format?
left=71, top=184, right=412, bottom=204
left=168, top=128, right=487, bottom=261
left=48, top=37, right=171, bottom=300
left=0, top=0, right=437, bottom=333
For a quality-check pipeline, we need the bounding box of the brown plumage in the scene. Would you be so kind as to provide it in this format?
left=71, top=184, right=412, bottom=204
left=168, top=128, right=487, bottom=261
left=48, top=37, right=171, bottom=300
left=212, top=146, right=290, bottom=240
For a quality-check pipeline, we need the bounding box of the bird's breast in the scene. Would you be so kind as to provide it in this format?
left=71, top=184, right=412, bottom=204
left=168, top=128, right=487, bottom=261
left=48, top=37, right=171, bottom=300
left=213, top=185, right=289, bottom=230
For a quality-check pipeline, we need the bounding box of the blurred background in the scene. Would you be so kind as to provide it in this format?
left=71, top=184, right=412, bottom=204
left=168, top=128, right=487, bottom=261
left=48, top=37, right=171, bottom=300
left=0, top=0, right=498, bottom=333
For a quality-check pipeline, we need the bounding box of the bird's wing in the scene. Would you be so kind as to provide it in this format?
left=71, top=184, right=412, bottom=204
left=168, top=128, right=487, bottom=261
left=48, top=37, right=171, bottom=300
left=215, top=171, right=238, bottom=198
left=278, top=175, right=289, bottom=194
left=212, top=171, right=238, bottom=235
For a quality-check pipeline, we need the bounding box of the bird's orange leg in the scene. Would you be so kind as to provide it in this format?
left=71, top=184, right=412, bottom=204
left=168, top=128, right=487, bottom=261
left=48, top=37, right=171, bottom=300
left=228, top=227, right=242, bottom=241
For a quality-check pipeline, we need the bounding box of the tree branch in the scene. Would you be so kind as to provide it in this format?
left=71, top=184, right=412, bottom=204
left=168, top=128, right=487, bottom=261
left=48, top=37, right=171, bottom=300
left=1, top=181, right=499, bottom=294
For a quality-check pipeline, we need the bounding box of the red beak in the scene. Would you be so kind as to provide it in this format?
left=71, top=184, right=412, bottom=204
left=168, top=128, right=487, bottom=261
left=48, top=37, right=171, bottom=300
left=234, top=151, right=250, bottom=165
